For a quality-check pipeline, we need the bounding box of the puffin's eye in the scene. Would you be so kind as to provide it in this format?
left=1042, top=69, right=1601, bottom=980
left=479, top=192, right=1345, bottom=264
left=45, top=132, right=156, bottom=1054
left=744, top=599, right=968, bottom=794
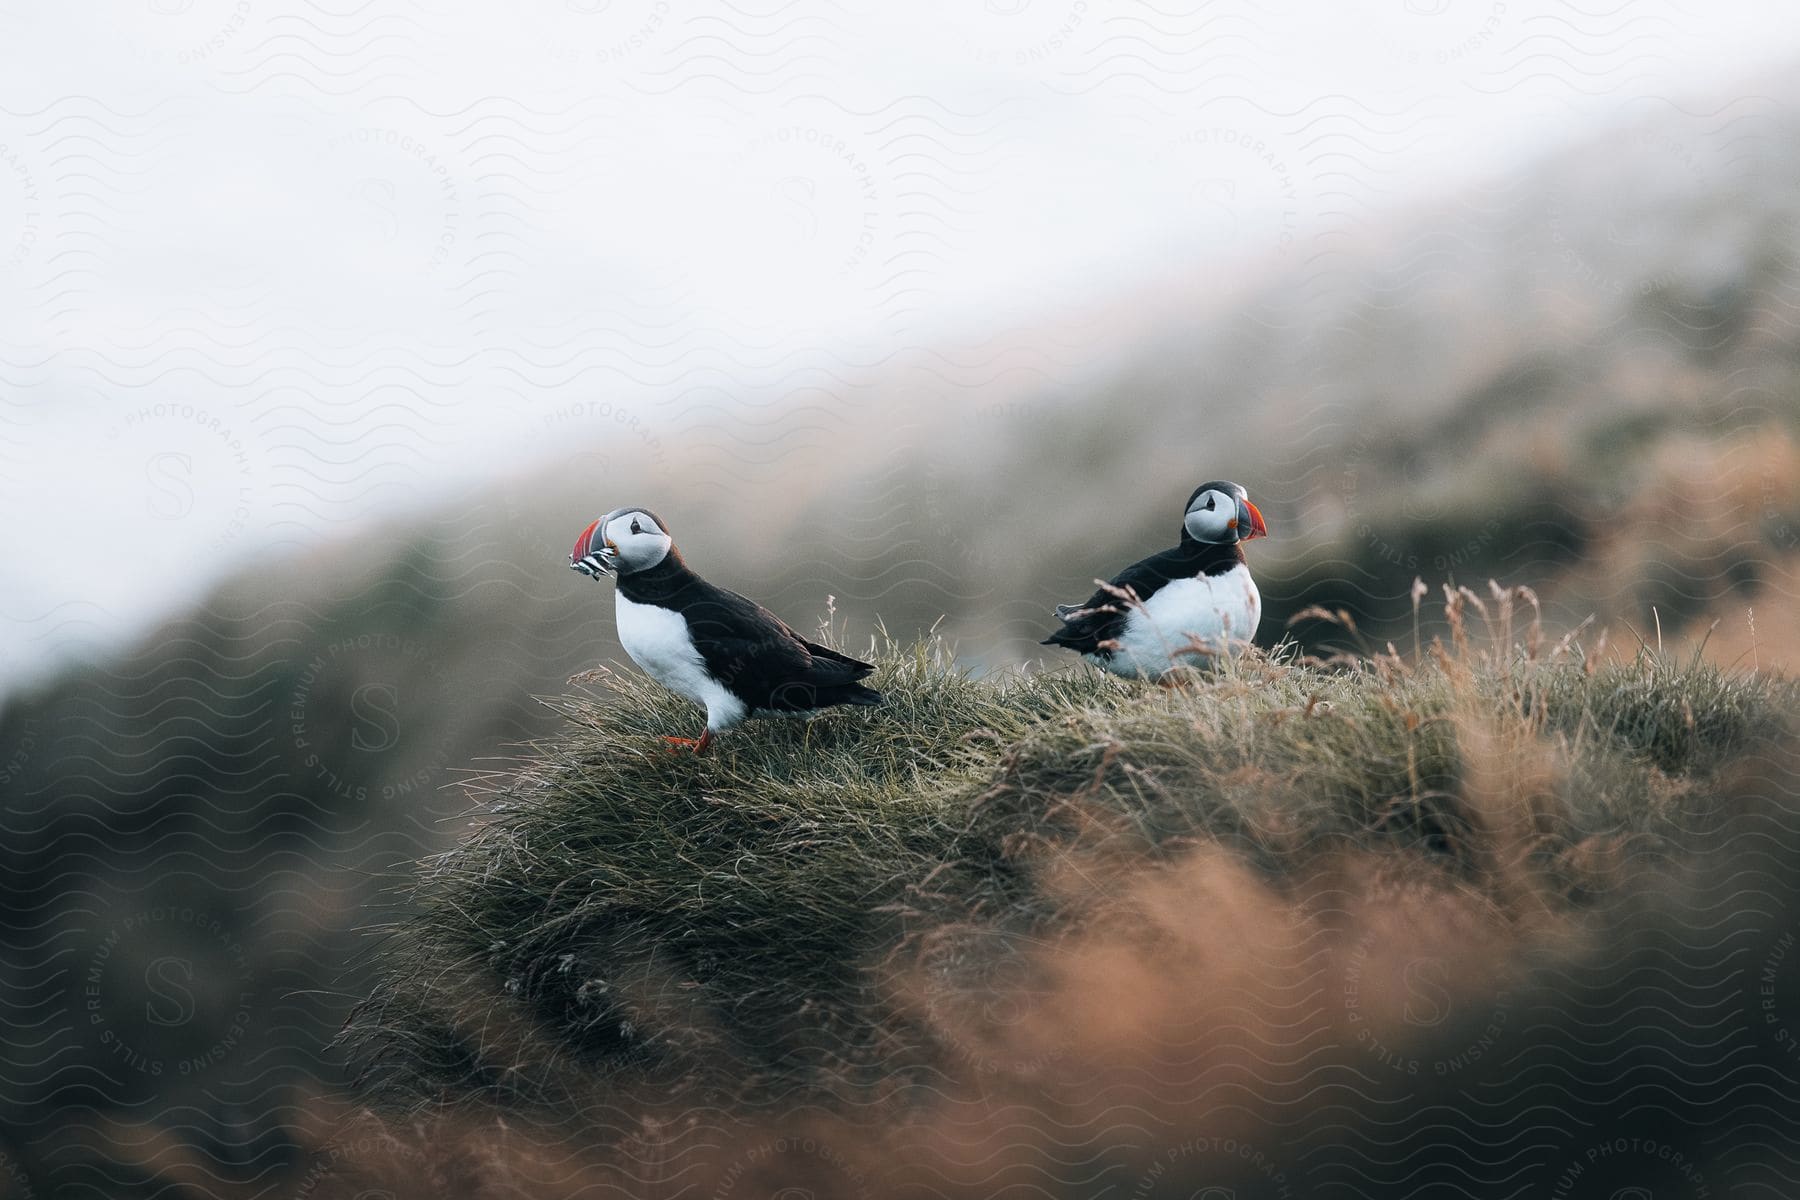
left=630, top=519, right=642, bottom=534
left=1204, top=496, right=1216, bottom=511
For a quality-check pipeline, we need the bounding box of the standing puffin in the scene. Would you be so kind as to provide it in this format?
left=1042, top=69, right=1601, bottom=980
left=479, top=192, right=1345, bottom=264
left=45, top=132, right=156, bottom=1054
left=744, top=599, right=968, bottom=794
left=570, top=507, right=882, bottom=752
left=1042, top=481, right=1269, bottom=679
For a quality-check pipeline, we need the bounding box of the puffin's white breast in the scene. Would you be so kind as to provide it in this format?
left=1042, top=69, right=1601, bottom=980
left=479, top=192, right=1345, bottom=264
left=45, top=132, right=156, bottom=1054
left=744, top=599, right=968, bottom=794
left=1090, top=562, right=1261, bottom=679
left=615, top=593, right=748, bottom=730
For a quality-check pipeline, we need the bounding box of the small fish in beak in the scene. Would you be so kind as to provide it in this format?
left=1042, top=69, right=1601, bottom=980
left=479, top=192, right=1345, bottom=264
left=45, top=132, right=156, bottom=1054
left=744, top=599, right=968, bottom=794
left=569, top=518, right=614, bottom=579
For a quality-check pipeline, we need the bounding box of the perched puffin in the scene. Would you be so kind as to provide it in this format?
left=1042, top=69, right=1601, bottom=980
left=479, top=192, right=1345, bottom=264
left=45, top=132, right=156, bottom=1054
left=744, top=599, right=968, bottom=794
left=570, top=507, right=882, bottom=752
left=1042, top=481, right=1268, bottom=679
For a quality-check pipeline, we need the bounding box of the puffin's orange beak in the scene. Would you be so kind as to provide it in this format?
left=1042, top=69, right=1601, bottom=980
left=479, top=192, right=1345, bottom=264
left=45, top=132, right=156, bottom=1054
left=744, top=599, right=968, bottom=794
left=571, top=518, right=614, bottom=578
left=571, top=518, right=601, bottom=563
left=1241, top=499, right=1268, bottom=540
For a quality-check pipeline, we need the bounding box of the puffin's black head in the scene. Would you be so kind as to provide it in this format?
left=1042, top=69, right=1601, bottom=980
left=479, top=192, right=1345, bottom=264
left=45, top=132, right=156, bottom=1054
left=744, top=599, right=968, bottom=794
left=570, top=507, right=673, bottom=579
left=1182, top=480, right=1268, bottom=545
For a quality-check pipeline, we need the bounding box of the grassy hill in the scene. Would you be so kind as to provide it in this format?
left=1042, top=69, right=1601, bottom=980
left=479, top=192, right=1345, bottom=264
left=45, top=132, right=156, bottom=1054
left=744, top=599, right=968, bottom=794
left=323, top=602, right=1800, bottom=1197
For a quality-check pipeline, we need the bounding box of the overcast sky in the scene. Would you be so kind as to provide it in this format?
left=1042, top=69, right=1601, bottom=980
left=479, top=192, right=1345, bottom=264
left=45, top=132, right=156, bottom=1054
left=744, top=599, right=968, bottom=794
left=4, top=0, right=1800, bottom=687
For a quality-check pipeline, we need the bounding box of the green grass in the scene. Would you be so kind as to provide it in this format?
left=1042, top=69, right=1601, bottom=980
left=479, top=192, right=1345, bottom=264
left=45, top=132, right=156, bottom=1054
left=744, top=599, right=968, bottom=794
left=346, top=612, right=1798, bottom=1112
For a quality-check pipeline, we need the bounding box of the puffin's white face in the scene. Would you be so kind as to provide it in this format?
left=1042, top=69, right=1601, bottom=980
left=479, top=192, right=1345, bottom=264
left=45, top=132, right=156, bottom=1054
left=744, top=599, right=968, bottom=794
left=1183, top=484, right=1268, bottom=545
left=570, top=507, right=673, bottom=578
left=599, top=509, right=672, bottom=574
left=1183, top=487, right=1240, bottom=543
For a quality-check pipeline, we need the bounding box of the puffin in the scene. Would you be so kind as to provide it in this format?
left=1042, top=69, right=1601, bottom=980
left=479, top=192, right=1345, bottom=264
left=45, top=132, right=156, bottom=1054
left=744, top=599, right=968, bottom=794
left=570, top=506, right=882, bottom=752
left=1042, top=481, right=1268, bottom=679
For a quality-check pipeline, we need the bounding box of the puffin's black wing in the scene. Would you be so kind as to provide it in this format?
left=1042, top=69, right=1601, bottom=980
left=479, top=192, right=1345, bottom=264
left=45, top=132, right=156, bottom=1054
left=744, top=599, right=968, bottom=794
left=1041, top=545, right=1198, bottom=655
left=685, top=585, right=881, bottom=713
left=797, top=638, right=877, bottom=678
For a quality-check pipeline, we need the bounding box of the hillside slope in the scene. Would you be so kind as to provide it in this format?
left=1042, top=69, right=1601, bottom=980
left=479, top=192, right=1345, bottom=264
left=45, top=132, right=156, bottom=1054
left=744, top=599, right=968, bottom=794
left=329, top=613, right=1800, bottom=1197
left=0, top=532, right=573, bottom=1196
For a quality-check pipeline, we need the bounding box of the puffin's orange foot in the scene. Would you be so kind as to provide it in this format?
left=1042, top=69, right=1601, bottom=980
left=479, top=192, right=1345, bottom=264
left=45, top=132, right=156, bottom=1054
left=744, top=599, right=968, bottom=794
left=661, top=732, right=714, bottom=754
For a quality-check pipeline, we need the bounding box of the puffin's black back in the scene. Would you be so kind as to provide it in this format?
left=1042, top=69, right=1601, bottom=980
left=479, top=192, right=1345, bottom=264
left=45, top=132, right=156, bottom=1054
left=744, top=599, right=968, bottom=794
left=620, top=552, right=881, bottom=713
left=1041, top=538, right=1244, bottom=655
